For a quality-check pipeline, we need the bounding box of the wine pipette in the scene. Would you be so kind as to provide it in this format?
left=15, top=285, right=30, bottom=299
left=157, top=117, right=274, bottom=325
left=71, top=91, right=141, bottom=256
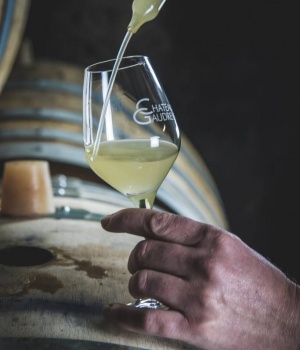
left=93, top=0, right=167, bottom=157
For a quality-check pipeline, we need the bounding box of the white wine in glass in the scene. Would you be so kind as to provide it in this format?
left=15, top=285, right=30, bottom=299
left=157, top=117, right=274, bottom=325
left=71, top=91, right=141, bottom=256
left=83, top=55, right=181, bottom=308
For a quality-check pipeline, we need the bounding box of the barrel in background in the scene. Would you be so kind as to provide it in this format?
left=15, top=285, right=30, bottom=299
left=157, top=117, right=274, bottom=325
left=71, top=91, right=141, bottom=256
left=0, top=59, right=228, bottom=228
left=0, top=60, right=99, bottom=182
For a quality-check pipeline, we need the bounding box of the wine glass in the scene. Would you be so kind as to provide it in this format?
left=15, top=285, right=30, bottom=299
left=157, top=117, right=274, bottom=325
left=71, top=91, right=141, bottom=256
left=83, top=55, right=181, bottom=309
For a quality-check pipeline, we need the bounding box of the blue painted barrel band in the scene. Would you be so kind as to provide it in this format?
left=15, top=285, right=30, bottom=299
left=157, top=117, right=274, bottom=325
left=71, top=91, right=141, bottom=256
left=52, top=179, right=132, bottom=207
left=0, top=128, right=83, bottom=145
left=0, top=108, right=83, bottom=124
left=5, top=79, right=112, bottom=106
left=0, top=0, right=15, bottom=61
left=0, top=141, right=87, bottom=166
left=5, top=79, right=83, bottom=96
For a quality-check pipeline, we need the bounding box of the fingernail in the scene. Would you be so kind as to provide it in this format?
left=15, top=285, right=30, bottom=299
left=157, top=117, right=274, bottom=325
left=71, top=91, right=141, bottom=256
left=101, top=214, right=112, bottom=228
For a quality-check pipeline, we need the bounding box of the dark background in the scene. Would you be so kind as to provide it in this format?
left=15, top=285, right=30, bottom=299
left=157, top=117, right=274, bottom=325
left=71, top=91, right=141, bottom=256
left=23, top=0, right=299, bottom=280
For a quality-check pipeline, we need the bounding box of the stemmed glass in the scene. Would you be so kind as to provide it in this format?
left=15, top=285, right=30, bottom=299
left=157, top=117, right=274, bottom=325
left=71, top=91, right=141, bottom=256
left=83, top=55, right=181, bottom=309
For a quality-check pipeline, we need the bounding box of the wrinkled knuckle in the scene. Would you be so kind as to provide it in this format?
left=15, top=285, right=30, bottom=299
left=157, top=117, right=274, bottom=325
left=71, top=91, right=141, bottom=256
left=148, top=212, right=166, bottom=233
left=128, top=240, right=151, bottom=273
left=135, top=240, right=151, bottom=266
left=130, top=270, right=149, bottom=296
left=148, top=212, right=175, bottom=237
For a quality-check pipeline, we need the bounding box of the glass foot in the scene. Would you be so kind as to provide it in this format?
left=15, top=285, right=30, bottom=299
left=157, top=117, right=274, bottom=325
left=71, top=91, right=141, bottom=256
left=127, top=298, right=168, bottom=310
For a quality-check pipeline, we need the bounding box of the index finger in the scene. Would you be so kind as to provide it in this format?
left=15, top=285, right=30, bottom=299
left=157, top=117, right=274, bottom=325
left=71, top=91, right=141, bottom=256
left=101, top=208, right=219, bottom=246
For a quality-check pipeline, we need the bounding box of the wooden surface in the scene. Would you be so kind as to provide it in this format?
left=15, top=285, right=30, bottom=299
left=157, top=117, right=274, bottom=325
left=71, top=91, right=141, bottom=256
left=0, top=195, right=197, bottom=350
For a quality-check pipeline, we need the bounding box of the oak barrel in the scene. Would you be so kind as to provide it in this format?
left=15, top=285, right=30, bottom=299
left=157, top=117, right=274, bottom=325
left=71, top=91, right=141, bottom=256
left=0, top=178, right=195, bottom=350
left=0, top=59, right=228, bottom=227
left=0, top=59, right=228, bottom=349
left=0, top=0, right=30, bottom=93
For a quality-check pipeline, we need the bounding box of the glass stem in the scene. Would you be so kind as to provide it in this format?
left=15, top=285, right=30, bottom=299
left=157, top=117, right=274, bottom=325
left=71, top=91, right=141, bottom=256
left=129, top=198, right=169, bottom=310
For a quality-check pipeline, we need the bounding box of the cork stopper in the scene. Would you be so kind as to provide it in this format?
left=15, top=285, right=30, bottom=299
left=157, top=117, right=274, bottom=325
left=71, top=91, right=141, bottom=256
left=1, top=160, right=55, bottom=216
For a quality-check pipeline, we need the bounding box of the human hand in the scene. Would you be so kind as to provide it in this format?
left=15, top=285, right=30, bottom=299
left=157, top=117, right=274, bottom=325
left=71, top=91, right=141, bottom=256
left=101, top=209, right=300, bottom=350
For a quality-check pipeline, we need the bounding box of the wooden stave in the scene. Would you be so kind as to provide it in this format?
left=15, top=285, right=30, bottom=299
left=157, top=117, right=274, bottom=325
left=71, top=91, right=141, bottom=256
left=0, top=184, right=195, bottom=350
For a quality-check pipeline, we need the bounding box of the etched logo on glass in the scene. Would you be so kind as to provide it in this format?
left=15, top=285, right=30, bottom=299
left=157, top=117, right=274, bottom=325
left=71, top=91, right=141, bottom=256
left=133, top=98, right=175, bottom=125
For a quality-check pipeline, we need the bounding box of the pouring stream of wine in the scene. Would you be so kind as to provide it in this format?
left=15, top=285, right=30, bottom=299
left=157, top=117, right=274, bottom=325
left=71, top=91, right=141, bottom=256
left=92, top=0, right=167, bottom=157
left=92, top=31, right=132, bottom=157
